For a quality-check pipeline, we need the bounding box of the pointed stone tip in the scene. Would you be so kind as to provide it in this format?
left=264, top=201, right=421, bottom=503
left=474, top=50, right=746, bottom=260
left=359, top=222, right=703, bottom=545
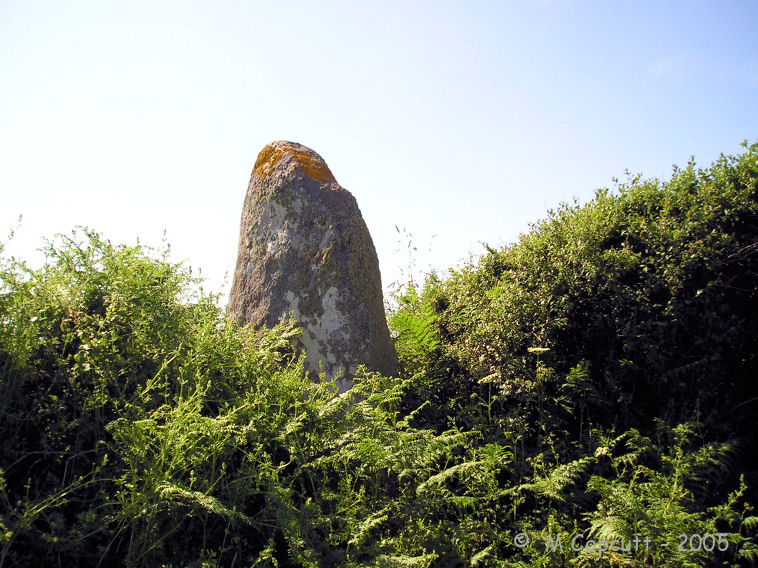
left=253, top=141, right=337, bottom=184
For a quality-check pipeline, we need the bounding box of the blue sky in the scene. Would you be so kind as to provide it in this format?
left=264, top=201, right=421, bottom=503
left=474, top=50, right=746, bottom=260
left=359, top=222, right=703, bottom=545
left=1, top=1, right=756, bottom=300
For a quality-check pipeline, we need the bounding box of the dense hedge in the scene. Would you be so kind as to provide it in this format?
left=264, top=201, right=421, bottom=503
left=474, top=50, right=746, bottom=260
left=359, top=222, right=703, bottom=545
left=1, top=143, right=757, bottom=566
left=389, top=142, right=758, bottom=565
left=394, top=144, right=758, bottom=449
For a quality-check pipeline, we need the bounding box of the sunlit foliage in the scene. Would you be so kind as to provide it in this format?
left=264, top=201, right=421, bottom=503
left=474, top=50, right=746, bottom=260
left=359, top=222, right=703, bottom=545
left=2, top=143, right=757, bottom=566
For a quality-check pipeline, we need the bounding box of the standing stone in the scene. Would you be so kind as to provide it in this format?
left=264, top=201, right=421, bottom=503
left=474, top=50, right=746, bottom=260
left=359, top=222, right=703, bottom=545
left=228, top=141, right=397, bottom=391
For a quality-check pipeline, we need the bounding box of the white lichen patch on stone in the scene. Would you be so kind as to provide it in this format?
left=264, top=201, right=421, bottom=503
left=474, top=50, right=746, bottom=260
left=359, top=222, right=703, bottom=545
left=260, top=201, right=293, bottom=257
left=286, top=287, right=348, bottom=375
left=283, top=291, right=301, bottom=320
left=262, top=201, right=288, bottom=235
left=318, top=287, right=347, bottom=334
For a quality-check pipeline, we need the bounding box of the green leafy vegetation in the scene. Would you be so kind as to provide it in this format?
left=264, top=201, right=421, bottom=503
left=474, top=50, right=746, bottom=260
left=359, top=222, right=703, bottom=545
left=2, top=143, right=758, bottom=566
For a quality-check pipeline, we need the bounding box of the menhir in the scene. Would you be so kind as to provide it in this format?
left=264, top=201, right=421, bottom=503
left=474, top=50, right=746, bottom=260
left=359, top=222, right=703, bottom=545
left=227, top=141, right=397, bottom=391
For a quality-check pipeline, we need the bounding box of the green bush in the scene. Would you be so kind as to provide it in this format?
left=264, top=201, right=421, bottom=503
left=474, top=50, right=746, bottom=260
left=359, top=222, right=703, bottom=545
left=387, top=143, right=758, bottom=566
left=396, top=143, right=758, bottom=450
left=1, top=141, right=757, bottom=567
left=0, top=231, right=437, bottom=566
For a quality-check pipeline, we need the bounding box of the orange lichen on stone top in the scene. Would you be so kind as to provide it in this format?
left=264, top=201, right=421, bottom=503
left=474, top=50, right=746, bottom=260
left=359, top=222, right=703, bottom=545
left=253, top=142, right=336, bottom=184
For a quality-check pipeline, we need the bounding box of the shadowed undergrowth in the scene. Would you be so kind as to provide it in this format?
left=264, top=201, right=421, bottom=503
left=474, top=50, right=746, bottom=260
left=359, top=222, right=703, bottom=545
left=2, top=143, right=758, bottom=566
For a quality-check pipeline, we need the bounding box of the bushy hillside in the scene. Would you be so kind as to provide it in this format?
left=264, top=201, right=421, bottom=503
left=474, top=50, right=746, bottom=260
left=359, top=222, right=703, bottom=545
left=1, top=143, right=757, bottom=567
left=393, top=143, right=758, bottom=448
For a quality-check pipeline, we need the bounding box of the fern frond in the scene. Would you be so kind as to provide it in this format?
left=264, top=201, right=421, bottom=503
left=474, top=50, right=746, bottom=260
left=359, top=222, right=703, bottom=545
left=156, top=482, right=252, bottom=524
left=520, top=456, right=595, bottom=501
left=742, top=516, right=758, bottom=534
left=469, top=544, right=495, bottom=566
left=736, top=544, right=758, bottom=564
left=416, top=460, right=485, bottom=495
left=588, top=515, right=633, bottom=542
left=348, top=506, right=390, bottom=548
left=372, top=552, right=439, bottom=567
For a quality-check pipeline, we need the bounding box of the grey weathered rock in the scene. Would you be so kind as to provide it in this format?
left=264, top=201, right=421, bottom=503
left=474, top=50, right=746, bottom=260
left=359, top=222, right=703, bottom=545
left=228, top=141, right=397, bottom=390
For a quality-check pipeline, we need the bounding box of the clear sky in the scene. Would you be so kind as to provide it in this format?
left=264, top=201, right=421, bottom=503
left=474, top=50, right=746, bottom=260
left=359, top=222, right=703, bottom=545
left=2, top=1, right=757, bottom=301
